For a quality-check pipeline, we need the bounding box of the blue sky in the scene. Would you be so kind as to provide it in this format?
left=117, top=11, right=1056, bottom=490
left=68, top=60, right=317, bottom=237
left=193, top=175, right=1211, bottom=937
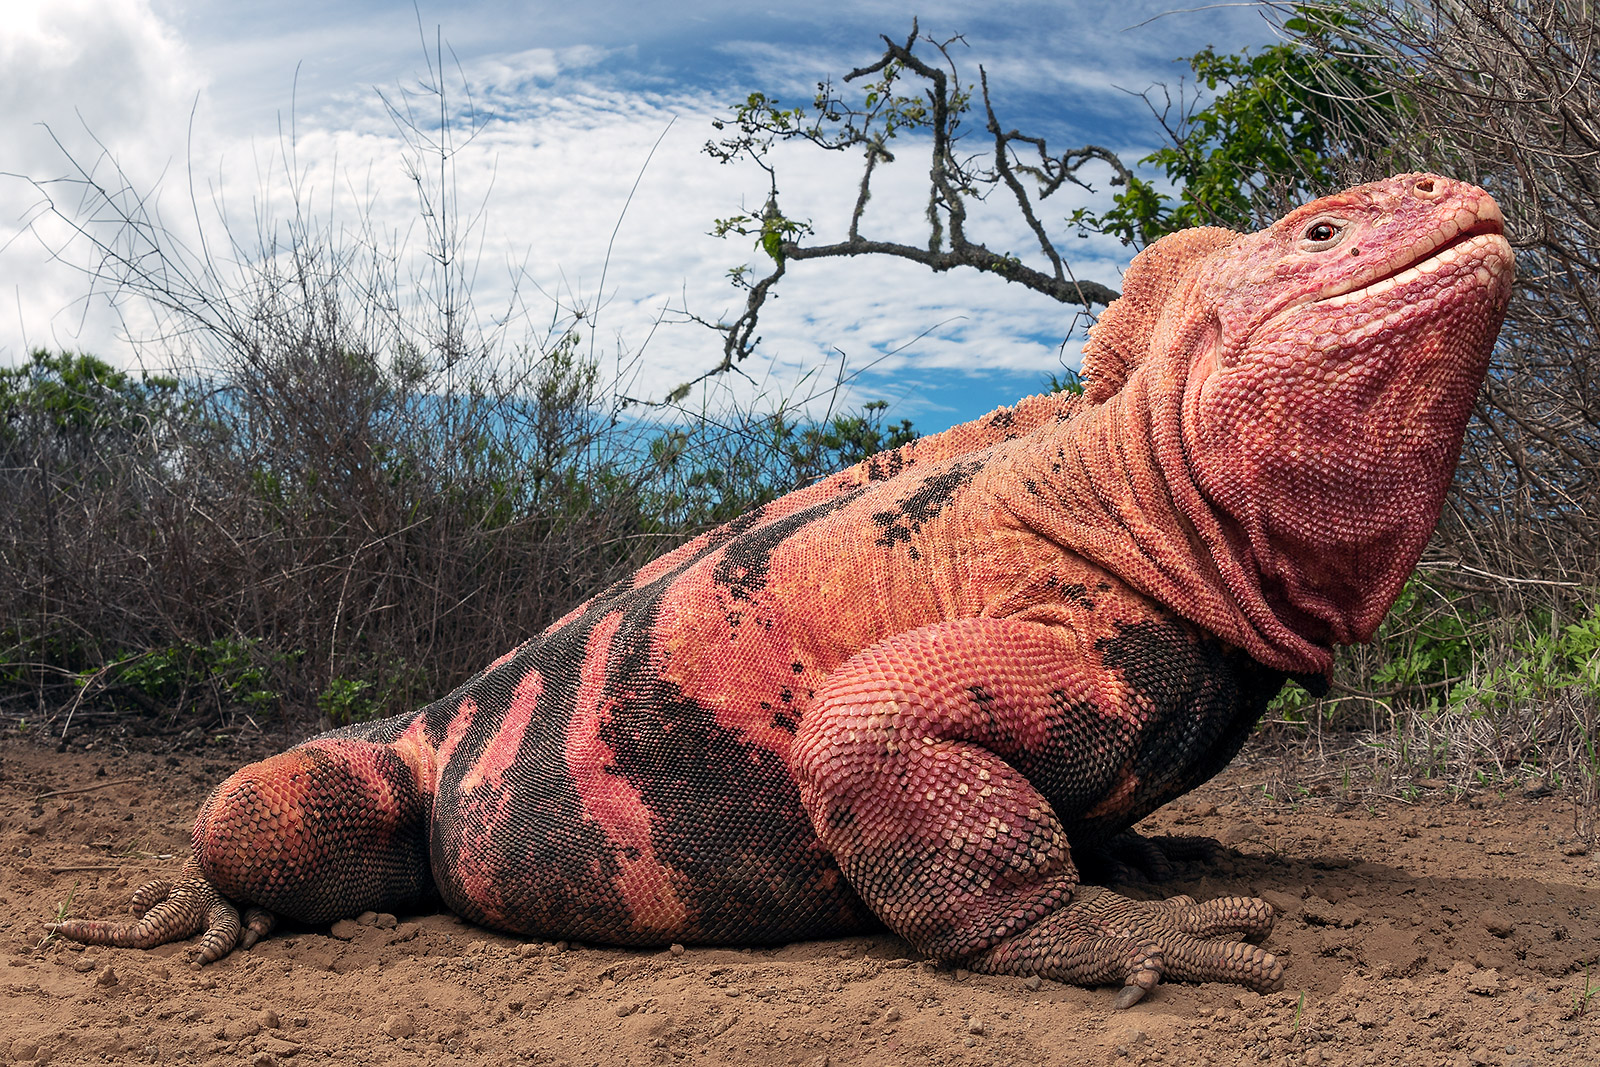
left=0, top=1, right=1282, bottom=433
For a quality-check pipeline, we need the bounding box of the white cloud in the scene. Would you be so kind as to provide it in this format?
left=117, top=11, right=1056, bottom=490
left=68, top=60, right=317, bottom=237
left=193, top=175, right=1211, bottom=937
left=0, top=0, right=1280, bottom=428
left=0, top=0, right=208, bottom=357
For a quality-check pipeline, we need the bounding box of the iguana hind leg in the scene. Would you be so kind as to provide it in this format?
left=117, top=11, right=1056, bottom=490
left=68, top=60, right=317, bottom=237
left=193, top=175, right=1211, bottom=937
left=51, top=737, right=433, bottom=962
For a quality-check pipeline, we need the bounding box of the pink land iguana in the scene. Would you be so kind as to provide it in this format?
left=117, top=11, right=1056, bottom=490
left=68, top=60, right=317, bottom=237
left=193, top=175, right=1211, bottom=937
left=52, top=174, right=1513, bottom=1007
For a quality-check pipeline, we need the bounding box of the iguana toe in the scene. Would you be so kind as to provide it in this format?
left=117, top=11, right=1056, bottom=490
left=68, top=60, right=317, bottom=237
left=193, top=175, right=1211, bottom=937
left=49, top=859, right=270, bottom=963
left=238, top=907, right=276, bottom=952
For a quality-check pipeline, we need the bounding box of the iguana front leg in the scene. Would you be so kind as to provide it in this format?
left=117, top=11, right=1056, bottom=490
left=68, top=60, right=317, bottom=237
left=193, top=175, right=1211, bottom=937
left=51, top=738, right=434, bottom=961
left=792, top=616, right=1283, bottom=1006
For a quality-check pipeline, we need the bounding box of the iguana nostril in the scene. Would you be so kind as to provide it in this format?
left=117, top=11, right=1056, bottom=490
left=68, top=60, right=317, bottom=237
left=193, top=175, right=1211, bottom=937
left=1415, top=177, right=1437, bottom=195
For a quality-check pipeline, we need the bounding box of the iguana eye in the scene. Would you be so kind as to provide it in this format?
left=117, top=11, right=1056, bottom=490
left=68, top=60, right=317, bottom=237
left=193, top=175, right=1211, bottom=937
left=1303, top=219, right=1344, bottom=249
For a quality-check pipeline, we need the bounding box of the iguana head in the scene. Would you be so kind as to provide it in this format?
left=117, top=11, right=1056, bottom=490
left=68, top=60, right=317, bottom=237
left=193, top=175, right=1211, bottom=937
left=1081, top=174, right=1512, bottom=665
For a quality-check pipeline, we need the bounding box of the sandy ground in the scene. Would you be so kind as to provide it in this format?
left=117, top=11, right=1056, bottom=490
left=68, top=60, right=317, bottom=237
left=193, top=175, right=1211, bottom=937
left=2, top=727, right=1597, bottom=1067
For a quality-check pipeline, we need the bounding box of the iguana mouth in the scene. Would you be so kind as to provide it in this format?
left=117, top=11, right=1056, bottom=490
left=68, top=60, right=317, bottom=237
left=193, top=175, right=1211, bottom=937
left=1317, top=214, right=1508, bottom=308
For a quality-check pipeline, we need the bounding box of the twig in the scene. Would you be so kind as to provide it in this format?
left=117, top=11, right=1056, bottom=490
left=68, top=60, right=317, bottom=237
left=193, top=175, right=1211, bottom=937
left=1416, top=559, right=1585, bottom=589
left=33, top=777, right=142, bottom=800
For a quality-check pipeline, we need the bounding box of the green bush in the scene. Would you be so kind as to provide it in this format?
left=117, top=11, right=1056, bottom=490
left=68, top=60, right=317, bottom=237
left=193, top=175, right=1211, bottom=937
left=99, top=639, right=300, bottom=723
left=0, top=339, right=919, bottom=732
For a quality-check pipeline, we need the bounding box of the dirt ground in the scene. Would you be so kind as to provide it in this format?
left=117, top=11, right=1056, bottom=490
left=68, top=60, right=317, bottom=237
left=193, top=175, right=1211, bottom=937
left=2, top=727, right=1597, bottom=1067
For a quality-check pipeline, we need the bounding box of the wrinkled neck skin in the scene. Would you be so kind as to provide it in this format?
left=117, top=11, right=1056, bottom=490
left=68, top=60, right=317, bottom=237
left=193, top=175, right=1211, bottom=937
left=1002, top=174, right=1513, bottom=676
left=1003, top=356, right=1338, bottom=675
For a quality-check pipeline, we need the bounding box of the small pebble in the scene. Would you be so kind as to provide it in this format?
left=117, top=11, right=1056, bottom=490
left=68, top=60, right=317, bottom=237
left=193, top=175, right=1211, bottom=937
left=1479, top=910, right=1515, bottom=938
left=1024, top=975, right=1042, bottom=991
left=328, top=919, right=360, bottom=941
left=355, top=911, right=378, bottom=927
left=1466, top=969, right=1501, bottom=996
left=382, top=1014, right=415, bottom=1039
left=94, top=965, right=118, bottom=988
left=670, top=943, right=685, bottom=956
left=227, top=1020, right=261, bottom=1041
left=259, top=1009, right=281, bottom=1029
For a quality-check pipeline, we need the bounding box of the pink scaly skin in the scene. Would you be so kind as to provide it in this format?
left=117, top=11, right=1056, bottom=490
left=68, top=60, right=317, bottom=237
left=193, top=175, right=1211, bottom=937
left=51, top=175, right=1512, bottom=1008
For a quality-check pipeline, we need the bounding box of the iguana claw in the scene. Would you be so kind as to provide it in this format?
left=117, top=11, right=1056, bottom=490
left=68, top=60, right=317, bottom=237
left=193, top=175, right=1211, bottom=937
left=48, top=859, right=275, bottom=963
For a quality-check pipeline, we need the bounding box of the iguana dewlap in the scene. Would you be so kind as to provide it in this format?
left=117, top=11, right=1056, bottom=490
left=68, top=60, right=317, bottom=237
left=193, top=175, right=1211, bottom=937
left=53, top=174, right=1513, bottom=1007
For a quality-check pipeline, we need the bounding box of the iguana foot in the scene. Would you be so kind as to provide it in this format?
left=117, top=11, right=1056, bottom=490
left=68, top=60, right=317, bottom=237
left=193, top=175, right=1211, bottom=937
left=1081, top=830, right=1223, bottom=885
left=48, top=859, right=276, bottom=963
left=970, top=886, right=1281, bottom=1008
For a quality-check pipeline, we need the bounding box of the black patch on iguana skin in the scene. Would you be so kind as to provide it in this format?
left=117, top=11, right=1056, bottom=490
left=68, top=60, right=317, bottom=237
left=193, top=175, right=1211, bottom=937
left=1003, top=619, right=1287, bottom=852
left=423, top=507, right=783, bottom=943
left=863, top=448, right=908, bottom=482
left=1040, top=576, right=1096, bottom=611
left=1012, top=688, right=1137, bottom=826
left=871, top=460, right=985, bottom=548
left=429, top=488, right=874, bottom=944
left=429, top=613, right=633, bottom=942
left=714, top=489, right=865, bottom=604
left=597, top=595, right=877, bottom=943
left=1036, top=619, right=1285, bottom=849
left=1064, top=582, right=1095, bottom=610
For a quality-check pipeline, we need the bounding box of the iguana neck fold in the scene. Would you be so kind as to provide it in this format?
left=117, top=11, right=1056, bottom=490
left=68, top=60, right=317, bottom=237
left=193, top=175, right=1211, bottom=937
left=1002, top=365, right=1334, bottom=675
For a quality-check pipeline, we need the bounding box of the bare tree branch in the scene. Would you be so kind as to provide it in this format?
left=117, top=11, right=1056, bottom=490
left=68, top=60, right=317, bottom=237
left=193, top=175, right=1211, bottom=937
left=694, top=20, right=1128, bottom=387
